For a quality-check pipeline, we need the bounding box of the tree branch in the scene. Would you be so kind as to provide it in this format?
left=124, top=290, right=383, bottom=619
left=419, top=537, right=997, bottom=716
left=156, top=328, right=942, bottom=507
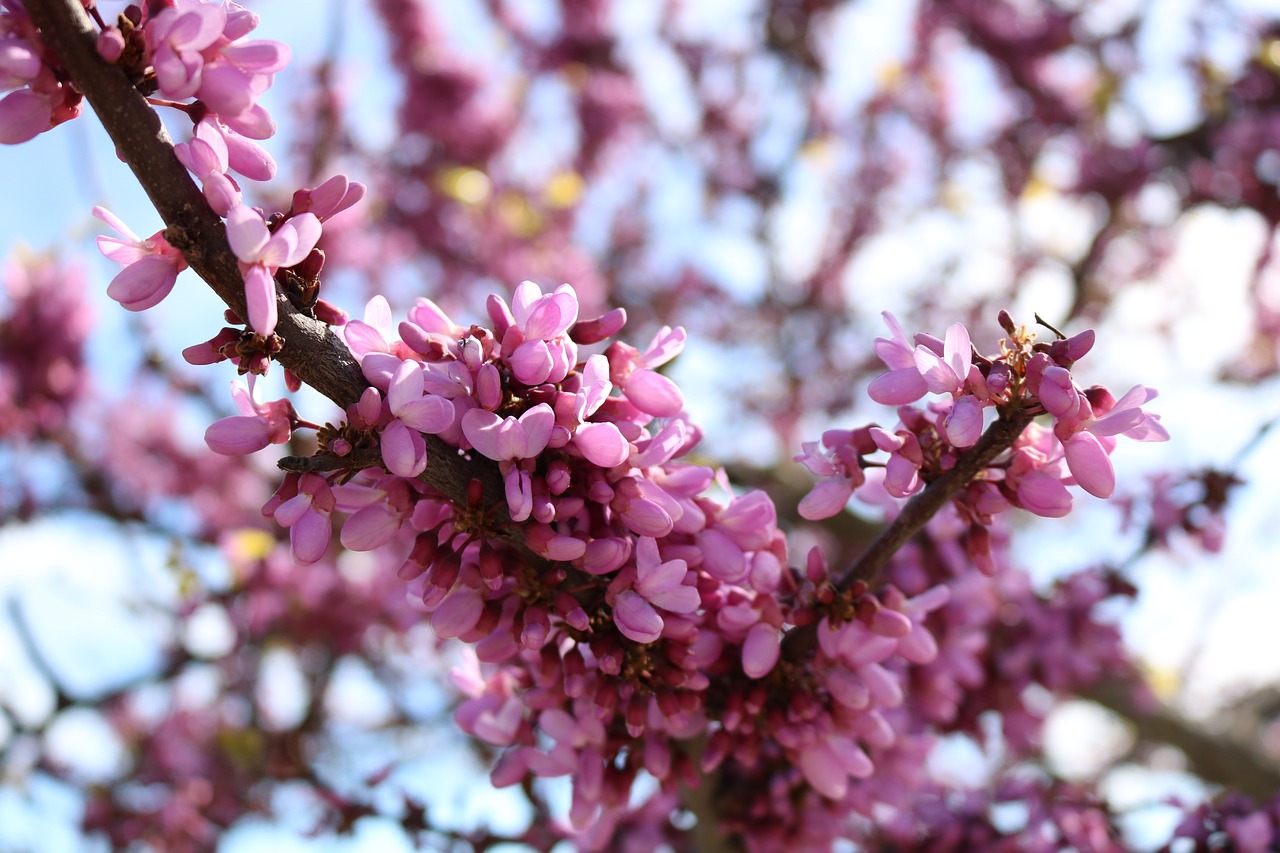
left=22, top=0, right=503, bottom=511
left=1085, top=680, right=1280, bottom=799
left=835, top=408, right=1035, bottom=592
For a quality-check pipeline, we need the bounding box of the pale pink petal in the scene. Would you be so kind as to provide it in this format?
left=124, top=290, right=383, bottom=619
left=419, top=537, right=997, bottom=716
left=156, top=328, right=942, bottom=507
left=106, top=255, right=178, bottom=311
left=290, top=511, right=331, bottom=564
left=381, top=419, right=426, bottom=478
left=1065, top=431, right=1115, bottom=498
left=517, top=404, right=555, bottom=457
left=798, top=479, right=854, bottom=520
left=742, top=623, right=781, bottom=678
left=462, top=409, right=504, bottom=460
left=942, top=322, right=971, bottom=383
left=387, top=360, right=424, bottom=413
left=505, top=466, right=533, bottom=522
left=1016, top=472, right=1072, bottom=518
left=242, top=262, right=277, bottom=336
left=941, top=395, right=983, bottom=448
left=625, top=368, right=683, bottom=417
left=260, top=212, right=321, bottom=269
left=1038, top=366, right=1079, bottom=419
left=340, top=503, right=401, bottom=550
left=431, top=587, right=484, bottom=639
left=799, top=745, right=848, bottom=800
left=343, top=319, right=389, bottom=357
left=273, top=493, right=313, bottom=527
left=613, top=590, right=663, bottom=644
left=574, top=421, right=629, bottom=467
left=397, top=396, right=454, bottom=434
left=510, top=339, right=553, bottom=386
left=224, top=204, right=269, bottom=261
left=648, top=584, right=699, bottom=613
left=204, top=415, right=269, bottom=455
left=868, top=368, right=928, bottom=405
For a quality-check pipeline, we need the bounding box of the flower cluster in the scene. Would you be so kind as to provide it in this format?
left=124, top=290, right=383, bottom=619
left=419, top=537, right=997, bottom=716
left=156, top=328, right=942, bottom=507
left=195, top=279, right=989, bottom=847
left=797, top=311, right=1169, bottom=531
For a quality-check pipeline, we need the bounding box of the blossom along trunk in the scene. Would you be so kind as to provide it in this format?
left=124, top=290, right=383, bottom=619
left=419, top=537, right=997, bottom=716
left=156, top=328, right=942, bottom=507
left=6, top=0, right=1242, bottom=850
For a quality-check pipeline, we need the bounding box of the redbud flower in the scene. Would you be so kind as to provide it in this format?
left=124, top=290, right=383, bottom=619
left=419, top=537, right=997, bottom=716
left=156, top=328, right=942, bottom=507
left=225, top=205, right=321, bottom=336
left=610, top=325, right=687, bottom=417
left=868, top=311, right=928, bottom=405
left=292, top=174, right=366, bottom=221
left=1057, top=385, right=1169, bottom=498
left=92, top=206, right=188, bottom=311
left=462, top=403, right=555, bottom=520
left=146, top=1, right=228, bottom=101
left=173, top=118, right=240, bottom=214
left=380, top=360, right=454, bottom=477
left=270, top=473, right=334, bottom=564
left=204, top=376, right=296, bottom=455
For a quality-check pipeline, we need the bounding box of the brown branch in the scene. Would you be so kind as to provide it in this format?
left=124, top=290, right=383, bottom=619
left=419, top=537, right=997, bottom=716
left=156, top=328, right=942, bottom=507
left=22, top=0, right=505, bottom=512
left=1085, top=680, right=1280, bottom=799
left=835, top=408, right=1035, bottom=592
left=780, top=409, right=1035, bottom=663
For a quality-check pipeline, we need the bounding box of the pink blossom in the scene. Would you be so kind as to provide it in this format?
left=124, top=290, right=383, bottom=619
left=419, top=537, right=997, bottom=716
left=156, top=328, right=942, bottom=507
left=1058, top=385, right=1169, bottom=499
left=0, top=87, right=50, bottom=144
left=915, top=322, right=972, bottom=396
left=568, top=354, right=629, bottom=467
left=92, top=206, right=188, bottom=311
left=204, top=376, right=296, bottom=455
left=269, top=473, right=334, bottom=564
left=462, top=403, right=555, bottom=520
left=798, top=731, right=874, bottom=800
left=609, top=325, right=686, bottom=417
left=501, top=280, right=580, bottom=386
left=146, top=1, right=228, bottom=101
left=380, top=360, right=454, bottom=477
left=225, top=205, right=321, bottom=336
left=609, top=537, right=698, bottom=644
left=292, top=174, right=366, bottom=221
left=742, top=622, right=781, bottom=678
left=868, top=311, right=929, bottom=405
left=173, top=118, right=240, bottom=214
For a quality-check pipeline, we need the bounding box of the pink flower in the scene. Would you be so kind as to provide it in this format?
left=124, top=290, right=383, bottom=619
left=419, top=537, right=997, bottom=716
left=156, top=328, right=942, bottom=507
left=868, top=311, right=928, bottom=405
left=609, top=325, right=686, bottom=417
left=204, top=376, right=296, bottom=455
left=380, top=360, right=455, bottom=477
left=742, top=622, right=781, bottom=678
left=0, top=87, right=51, bottom=144
left=1058, top=385, right=1169, bottom=499
left=173, top=118, right=240, bottom=214
left=462, top=403, right=555, bottom=520
left=146, top=1, right=228, bottom=100
left=609, top=537, right=699, bottom=644
left=568, top=355, right=629, bottom=468
left=225, top=205, right=321, bottom=336
left=292, top=174, right=366, bottom=221
left=798, top=731, right=874, bottom=800
left=92, top=206, right=188, bottom=311
left=915, top=322, right=972, bottom=396
left=501, top=280, right=580, bottom=386
left=269, top=473, right=334, bottom=564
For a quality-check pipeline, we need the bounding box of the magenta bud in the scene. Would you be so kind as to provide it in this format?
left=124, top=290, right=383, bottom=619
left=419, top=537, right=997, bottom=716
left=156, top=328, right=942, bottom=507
left=570, top=307, right=627, bottom=344
left=96, top=28, right=126, bottom=62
